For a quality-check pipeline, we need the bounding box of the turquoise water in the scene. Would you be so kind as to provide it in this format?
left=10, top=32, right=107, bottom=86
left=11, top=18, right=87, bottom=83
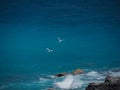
left=0, top=24, right=120, bottom=90
left=0, top=0, right=120, bottom=90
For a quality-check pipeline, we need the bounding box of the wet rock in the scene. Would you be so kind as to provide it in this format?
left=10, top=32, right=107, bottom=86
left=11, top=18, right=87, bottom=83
left=47, top=88, right=55, bottom=90
left=55, top=72, right=67, bottom=77
left=72, top=69, right=83, bottom=75
left=105, top=76, right=120, bottom=83
left=86, top=76, right=120, bottom=90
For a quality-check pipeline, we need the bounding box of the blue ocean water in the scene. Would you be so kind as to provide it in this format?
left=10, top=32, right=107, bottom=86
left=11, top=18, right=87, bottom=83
left=0, top=0, right=120, bottom=90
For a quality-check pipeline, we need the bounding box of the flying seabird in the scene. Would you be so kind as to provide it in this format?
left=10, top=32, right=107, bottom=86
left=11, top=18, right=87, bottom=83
left=57, top=37, right=64, bottom=43
left=46, top=48, right=53, bottom=53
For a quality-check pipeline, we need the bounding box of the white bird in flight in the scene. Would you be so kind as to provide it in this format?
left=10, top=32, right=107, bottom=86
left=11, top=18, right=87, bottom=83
left=46, top=48, right=53, bottom=53
left=57, top=37, right=64, bottom=43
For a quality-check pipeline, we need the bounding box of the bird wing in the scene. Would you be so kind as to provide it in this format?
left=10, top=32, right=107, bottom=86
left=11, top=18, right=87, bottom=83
left=57, top=37, right=61, bottom=41
left=46, top=48, right=50, bottom=51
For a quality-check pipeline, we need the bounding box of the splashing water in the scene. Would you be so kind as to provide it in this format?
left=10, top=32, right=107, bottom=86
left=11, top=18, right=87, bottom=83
left=0, top=69, right=120, bottom=90
left=54, top=70, right=108, bottom=89
left=55, top=75, right=83, bottom=89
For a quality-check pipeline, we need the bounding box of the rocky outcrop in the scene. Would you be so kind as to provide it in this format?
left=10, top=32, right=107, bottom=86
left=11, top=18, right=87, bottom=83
left=47, top=88, right=55, bottom=90
left=55, top=69, right=83, bottom=77
left=55, top=72, right=68, bottom=77
left=72, top=69, right=83, bottom=75
left=86, top=76, right=120, bottom=90
left=105, top=76, right=120, bottom=83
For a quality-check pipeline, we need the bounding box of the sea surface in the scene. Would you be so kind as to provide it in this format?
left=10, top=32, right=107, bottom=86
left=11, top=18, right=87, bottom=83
left=0, top=0, right=120, bottom=90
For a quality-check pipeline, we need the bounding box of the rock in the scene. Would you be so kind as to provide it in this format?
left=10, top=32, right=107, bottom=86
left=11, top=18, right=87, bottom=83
left=47, top=88, right=55, bottom=90
left=105, top=76, right=120, bottom=83
left=55, top=72, right=67, bottom=77
left=86, top=76, right=120, bottom=90
left=72, top=69, right=83, bottom=75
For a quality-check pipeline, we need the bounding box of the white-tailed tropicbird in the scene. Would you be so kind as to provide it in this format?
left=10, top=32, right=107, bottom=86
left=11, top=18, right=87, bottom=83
left=57, top=37, right=64, bottom=43
left=46, top=48, right=53, bottom=53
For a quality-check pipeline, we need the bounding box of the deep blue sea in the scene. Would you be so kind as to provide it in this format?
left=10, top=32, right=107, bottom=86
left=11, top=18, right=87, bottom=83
left=0, top=0, right=120, bottom=90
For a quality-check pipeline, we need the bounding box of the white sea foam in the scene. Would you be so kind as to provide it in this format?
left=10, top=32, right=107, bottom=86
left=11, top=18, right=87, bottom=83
left=86, top=71, right=100, bottom=77
left=48, top=75, right=56, bottom=79
left=108, top=71, right=120, bottom=77
left=54, top=75, right=83, bottom=89
left=54, top=71, right=107, bottom=89
left=86, top=71, right=105, bottom=80
left=38, top=77, right=52, bottom=85
left=32, top=69, right=120, bottom=90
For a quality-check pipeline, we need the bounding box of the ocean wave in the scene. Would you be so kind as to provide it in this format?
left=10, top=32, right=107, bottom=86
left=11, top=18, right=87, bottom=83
left=108, top=71, right=120, bottom=77
left=53, top=69, right=120, bottom=90
left=1, top=69, right=120, bottom=90
left=54, top=74, right=82, bottom=89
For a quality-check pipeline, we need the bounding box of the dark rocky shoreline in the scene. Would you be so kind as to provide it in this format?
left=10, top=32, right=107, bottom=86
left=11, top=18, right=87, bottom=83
left=86, top=76, right=120, bottom=90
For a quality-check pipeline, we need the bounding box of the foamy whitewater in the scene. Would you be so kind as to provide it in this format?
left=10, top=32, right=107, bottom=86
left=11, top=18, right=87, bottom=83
left=54, top=70, right=105, bottom=90
left=54, top=69, right=120, bottom=90
left=0, top=69, right=120, bottom=90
